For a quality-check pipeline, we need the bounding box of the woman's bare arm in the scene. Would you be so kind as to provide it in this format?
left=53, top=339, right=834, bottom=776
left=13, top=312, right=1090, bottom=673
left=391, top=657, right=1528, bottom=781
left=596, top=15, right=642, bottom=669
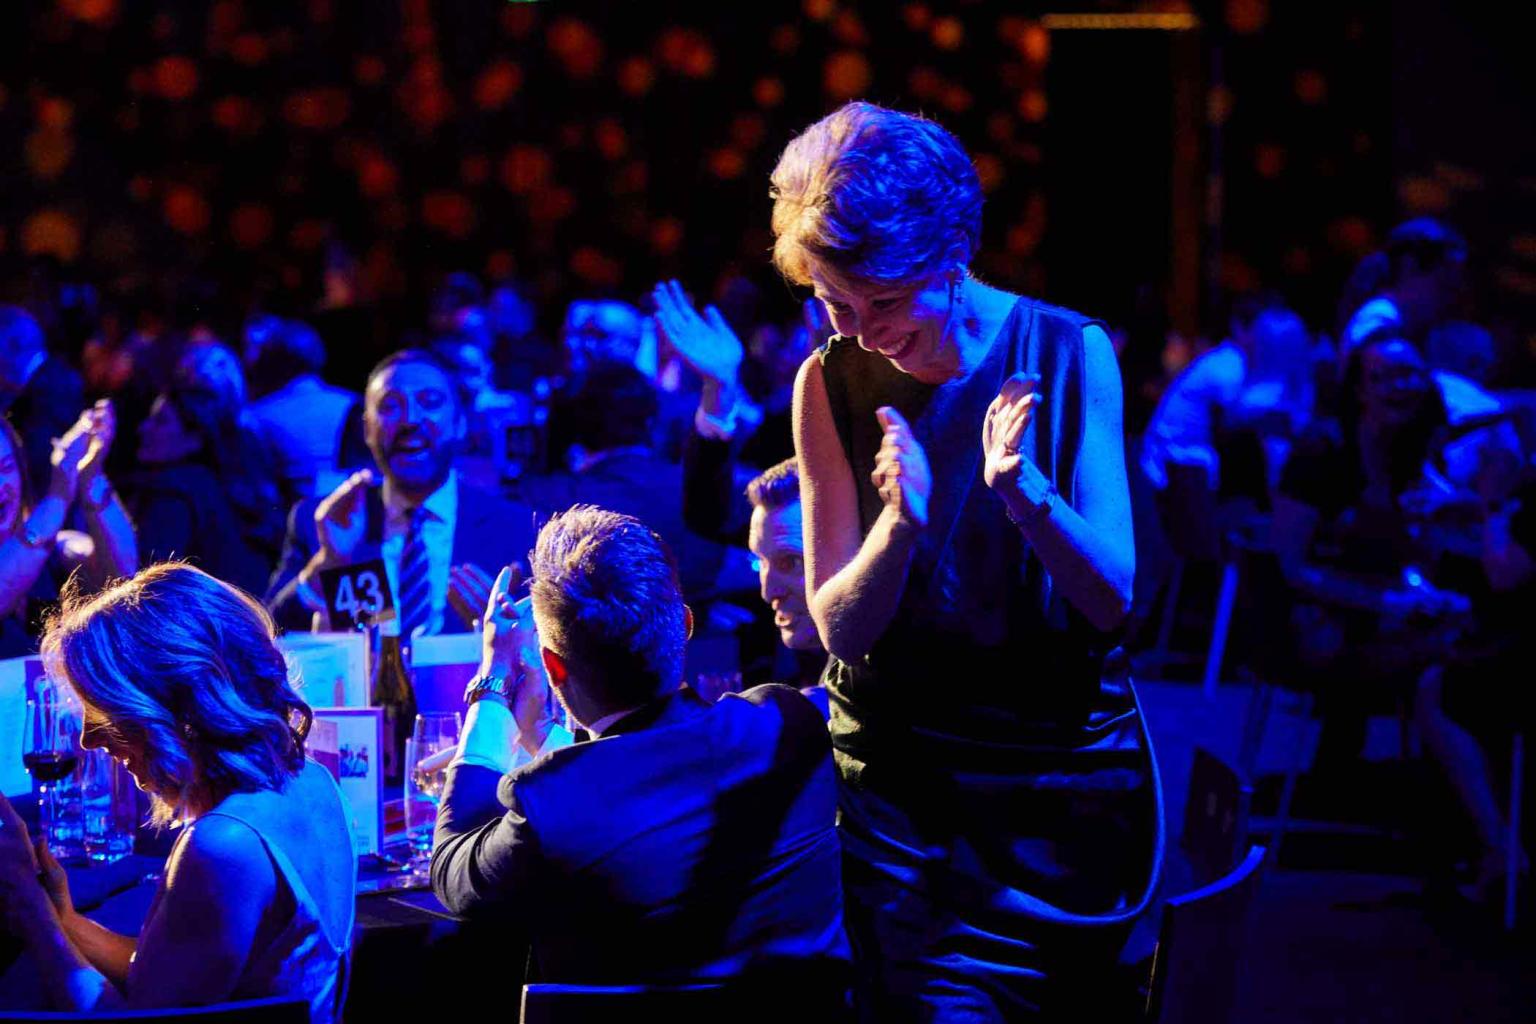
left=793, top=355, right=924, bottom=663
left=991, top=326, right=1134, bottom=631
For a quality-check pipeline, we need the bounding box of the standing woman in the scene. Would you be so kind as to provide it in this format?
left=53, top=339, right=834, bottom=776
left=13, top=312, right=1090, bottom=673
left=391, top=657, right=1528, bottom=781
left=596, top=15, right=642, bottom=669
left=774, top=102, right=1162, bottom=1019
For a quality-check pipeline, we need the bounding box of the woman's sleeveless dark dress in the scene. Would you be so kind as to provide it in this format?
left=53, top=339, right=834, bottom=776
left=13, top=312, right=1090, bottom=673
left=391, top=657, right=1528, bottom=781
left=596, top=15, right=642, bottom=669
left=818, top=297, right=1164, bottom=1020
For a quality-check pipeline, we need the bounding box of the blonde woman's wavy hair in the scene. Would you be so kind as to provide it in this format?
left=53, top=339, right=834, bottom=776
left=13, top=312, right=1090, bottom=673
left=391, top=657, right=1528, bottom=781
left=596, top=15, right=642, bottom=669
left=41, top=563, right=312, bottom=826
left=770, top=101, right=983, bottom=289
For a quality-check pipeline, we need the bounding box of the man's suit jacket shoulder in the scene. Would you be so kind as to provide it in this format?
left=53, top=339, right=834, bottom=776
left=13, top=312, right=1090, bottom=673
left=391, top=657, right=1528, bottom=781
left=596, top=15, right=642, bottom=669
left=497, top=684, right=835, bottom=875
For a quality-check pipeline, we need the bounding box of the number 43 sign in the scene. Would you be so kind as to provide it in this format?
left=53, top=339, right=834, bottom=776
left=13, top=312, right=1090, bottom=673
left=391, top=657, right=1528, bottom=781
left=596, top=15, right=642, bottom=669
left=318, top=558, right=397, bottom=627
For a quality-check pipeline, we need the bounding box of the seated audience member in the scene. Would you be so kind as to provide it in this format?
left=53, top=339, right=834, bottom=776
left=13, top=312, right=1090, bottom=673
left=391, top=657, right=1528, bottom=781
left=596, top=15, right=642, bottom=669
left=0, top=305, right=85, bottom=489
left=697, top=459, right=828, bottom=713
left=130, top=382, right=278, bottom=597
left=173, top=338, right=286, bottom=560
left=653, top=280, right=815, bottom=544
left=1342, top=218, right=1467, bottom=352
left=431, top=507, right=849, bottom=1000
left=1273, top=333, right=1472, bottom=774
left=1140, top=291, right=1316, bottom=496
left=545, top=298, right=645, bottom=467
left=267, top=349, right=536, bottom=635
left=0, top=564, right=355, bottom=1018
left=1, top=406, right=136, bottom=657
left=521, top=362, right=731, bottom=607
left=244, top=316, right=361, bottom=501
left=1415, top=457, right=1534, bottom=904
left=1339, top=218, right=1516, bottom=466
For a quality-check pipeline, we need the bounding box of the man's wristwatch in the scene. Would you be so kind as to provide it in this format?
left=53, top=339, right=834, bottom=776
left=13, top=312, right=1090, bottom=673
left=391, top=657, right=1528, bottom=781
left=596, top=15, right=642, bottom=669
left=463, top=670, right=517, bottom=707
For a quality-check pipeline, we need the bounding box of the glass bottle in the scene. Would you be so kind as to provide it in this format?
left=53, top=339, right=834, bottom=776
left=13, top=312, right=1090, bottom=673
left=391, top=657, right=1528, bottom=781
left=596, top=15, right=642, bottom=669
left=371, top=631, right=417, bottom=789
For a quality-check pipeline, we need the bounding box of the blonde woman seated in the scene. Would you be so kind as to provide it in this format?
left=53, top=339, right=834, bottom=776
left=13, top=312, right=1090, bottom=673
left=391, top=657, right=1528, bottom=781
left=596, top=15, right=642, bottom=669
left=0, top=564, right=356, bottom=1019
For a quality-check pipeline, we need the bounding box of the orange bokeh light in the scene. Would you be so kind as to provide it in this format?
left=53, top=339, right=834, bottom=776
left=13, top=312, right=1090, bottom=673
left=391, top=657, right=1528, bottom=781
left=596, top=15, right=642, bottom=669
left=1226, top=0, right=1269, bottom=34
left=422, top=191, right=477, bottom=239
left=22, top=210, right=82, bottom=263
left=357, top=152, right=399, bottom=199
left=283, top=88, right=350, bottom=131
left=25, top=129, right=74, bottom=179
left=355, top=55, right=388, bottom=86
left=594, top=120, right=628, bottom=161
left=230, top=204, right=274, bottom=249
left=803, top=0, right=835, bottom=22
left=152, top=56, right=199, bottom=101
left=1294, top=70, right=1327, bottom=105
left=617, top=57, right=656, bottom=97
left=569, top=246, right=621, bottom=287
left=753, top=77, right=785, bottom=108
left=650, top=217, right=684, bottom=256
left=931, top=17, right=964, bottom=51
left=475, top=60, right=523, bottom=110
left=486, top=250, right=516, bottom=280
left=1018, top=90, right=1048, bottom=123
left=824, top=51, right=872, bottom=100
left=1020, top=24, right=1050, bottom=65
left=230, top=33, right=269, bottom=66
left=974, top=154, right=1004, bottom=192
left=289, top=220, right=330, bottom=251
left=500, top=146, right=553, bottom=194
left=547, top=18, right=603, bottom=79
left=163, top=186, right=211, bottom=235
left=903, top=4, right=931, bottom=31
left=708, top=148, right=746, bottom=180
left=61, top=0, right=118, bottom=25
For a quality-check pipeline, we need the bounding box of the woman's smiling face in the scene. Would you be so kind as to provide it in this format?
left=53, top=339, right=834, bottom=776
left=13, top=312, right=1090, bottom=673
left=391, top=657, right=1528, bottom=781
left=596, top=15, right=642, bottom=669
left=810, top=269, right=955, bottom=380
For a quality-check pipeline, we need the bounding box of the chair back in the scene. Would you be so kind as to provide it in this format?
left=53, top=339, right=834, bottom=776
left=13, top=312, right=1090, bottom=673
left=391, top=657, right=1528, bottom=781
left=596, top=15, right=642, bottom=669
left=1145, top=845, right=1267, bottom=1024
left=1182, top=746, right=1252, bottom=887
left=0, top=996, right=309, bottom=1024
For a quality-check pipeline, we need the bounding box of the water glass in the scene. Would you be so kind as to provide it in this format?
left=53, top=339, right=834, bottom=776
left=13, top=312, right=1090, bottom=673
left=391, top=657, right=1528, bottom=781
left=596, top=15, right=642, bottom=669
left=80, top=748, right=138, bottom=863
left=403, top=712, right=461, bottom=873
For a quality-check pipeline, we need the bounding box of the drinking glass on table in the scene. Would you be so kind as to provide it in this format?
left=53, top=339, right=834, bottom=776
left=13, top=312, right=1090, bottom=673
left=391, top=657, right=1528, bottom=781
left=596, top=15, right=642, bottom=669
left=24, top=685, right=82, bottom=858
left=404, top=711, right=462, bottom=874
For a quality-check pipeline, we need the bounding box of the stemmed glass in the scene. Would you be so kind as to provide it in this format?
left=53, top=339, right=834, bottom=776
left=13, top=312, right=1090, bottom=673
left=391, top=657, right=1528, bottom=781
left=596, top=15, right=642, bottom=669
left=24, top=684, right=81, bottom=854
left=403, top=712, right=462, bottom=876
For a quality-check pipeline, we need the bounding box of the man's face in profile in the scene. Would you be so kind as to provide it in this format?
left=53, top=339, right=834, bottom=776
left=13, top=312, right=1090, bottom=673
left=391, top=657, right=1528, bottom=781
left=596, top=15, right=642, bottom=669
left=749, top=500, right=821, bottom=653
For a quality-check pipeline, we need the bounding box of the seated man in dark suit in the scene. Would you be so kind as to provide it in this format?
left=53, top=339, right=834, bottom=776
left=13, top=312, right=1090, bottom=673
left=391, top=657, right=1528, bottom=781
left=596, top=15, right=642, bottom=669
left=432, top=506, right=848, bottom=1002
left=266, top=349, right=536, bottom=634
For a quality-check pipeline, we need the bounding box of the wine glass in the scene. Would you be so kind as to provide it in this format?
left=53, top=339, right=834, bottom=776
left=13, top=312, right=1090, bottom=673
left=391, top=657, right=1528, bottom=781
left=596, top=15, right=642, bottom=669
left=403, top=712, right=462, bottom=875
left=25, top=685, right=81, bottom=855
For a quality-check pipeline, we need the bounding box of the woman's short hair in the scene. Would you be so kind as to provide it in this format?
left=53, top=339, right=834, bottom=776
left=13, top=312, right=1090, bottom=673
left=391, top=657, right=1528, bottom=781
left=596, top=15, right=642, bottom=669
left=770, top=101, right=983, bottom=288
left=528, top=505, right=687, bottom=708
left=41, top=563, right=312, bottom=825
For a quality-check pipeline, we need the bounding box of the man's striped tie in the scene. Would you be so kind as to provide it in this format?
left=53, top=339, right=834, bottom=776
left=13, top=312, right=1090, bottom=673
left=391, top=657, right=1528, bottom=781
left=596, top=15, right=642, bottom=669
left=398, top=506, right=432, bottom=639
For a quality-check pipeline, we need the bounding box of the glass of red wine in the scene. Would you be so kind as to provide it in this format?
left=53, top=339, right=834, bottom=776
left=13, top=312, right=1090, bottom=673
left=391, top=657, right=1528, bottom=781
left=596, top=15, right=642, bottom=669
left=25, top=686, right=80, bottom=848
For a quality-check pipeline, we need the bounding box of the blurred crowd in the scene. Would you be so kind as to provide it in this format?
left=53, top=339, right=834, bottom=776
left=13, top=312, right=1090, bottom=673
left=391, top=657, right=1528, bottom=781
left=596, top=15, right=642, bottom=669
left=3, top=212, right=1534, bottom=910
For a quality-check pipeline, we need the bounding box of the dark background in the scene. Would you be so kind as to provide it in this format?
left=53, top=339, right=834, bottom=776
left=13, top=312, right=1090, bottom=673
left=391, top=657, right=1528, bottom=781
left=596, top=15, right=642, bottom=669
left=1, top=0, right=1530, bottom=391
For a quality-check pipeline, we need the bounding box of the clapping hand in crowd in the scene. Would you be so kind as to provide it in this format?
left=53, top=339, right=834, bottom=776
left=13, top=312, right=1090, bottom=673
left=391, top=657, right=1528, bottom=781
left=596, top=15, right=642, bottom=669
left=477, top=565, right=560, bottom=754
left=448, top=562, right=499, bottom=630
left=651, top=279, right=750, bottom=420
left=313, top=469, right=378, bottom=564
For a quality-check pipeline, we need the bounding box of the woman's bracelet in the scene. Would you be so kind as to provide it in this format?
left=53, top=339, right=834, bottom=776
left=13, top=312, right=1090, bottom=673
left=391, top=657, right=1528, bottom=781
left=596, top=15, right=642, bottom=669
left=1004, top=482, right=1057, bottom=530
